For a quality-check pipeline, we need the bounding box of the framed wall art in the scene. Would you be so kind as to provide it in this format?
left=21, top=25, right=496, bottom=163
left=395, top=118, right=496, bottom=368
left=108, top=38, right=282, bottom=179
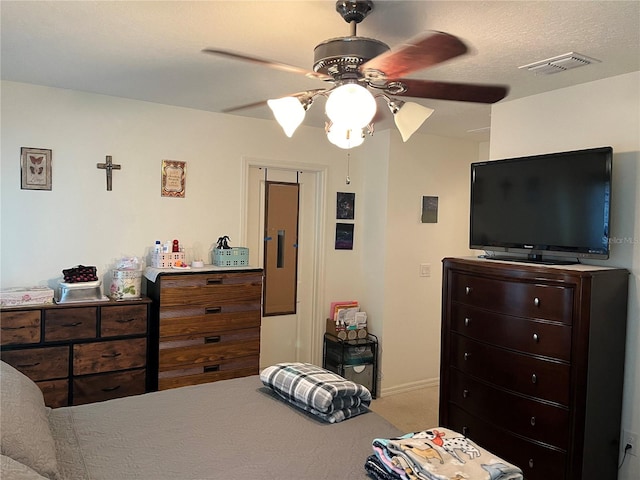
left=161, top=160, right=186, bottom=198
left=21, top=147, right=52, bottom=190
left=335, top=223, right=354, bottom=250
left=336, top=192, right=355, bottom=219
left=421, top=195, right=439, bottom=223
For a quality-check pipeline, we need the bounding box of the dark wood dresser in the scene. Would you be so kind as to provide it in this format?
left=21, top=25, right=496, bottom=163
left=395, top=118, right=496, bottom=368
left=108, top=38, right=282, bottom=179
left=145, top=268, right=263, bottom=391
left=439, top=257, right=628, bottom=480
left=1, top=298, right=151, bottom=407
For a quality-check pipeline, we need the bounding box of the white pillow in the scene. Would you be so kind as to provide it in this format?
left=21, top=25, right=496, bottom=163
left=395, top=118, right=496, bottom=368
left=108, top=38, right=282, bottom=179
left=1, top=454, right=49, bottom=479
left=0, top=361, right=60, bottom=480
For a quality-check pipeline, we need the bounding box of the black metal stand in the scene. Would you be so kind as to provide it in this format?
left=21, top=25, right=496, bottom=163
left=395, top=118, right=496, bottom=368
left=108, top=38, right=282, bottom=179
left=323, top=332, right=378, bottom=398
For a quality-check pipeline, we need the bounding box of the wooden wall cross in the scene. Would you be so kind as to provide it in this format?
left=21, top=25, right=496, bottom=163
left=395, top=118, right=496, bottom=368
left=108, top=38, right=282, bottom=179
left=96, top=155, right=121, bottom=191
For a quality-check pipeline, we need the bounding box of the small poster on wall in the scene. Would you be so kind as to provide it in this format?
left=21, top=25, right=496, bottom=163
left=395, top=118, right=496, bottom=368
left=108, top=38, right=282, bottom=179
left=336, top=192, right=355, bottom=219
left=335, top=223, right=354, bottom=250
left=421, top=196, right=439, bottom=223
left=161, top=160, right=186, bottom=198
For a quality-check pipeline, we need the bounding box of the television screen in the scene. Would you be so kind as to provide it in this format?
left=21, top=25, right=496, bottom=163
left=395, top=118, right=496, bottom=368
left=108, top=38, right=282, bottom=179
left=470, top=146, right=612, bottom=263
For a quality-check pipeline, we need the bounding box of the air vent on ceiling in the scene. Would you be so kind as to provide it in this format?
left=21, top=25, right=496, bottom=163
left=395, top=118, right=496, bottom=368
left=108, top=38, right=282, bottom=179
left=519, top=52, right=601, bottom=75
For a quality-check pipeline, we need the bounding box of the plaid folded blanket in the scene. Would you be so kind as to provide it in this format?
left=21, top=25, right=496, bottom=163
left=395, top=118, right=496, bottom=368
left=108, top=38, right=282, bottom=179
left=260, top=362, right=371, bottom=423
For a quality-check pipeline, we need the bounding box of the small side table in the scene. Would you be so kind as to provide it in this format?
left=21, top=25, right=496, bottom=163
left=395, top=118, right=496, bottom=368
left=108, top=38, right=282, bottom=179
left=323, top=332, right=378, bottom=398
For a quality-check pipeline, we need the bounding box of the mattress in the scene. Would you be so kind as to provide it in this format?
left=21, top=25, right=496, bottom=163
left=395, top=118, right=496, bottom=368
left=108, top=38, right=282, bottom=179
left=49, top=375, right=403, bottom=479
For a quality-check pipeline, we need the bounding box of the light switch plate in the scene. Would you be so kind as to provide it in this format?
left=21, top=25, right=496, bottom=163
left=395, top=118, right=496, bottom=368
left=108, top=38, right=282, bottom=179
left=420, top=263, right=431, bottom=277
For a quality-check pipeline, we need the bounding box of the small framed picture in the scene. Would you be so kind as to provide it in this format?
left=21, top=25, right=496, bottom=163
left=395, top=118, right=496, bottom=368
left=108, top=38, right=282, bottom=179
left=161, top=160, right=186, bottom=197
left=336, top=192, right=355, bottom=219
left=335, top=223, right=354, bottom=250
left=21, top=147, right=52, bottom=190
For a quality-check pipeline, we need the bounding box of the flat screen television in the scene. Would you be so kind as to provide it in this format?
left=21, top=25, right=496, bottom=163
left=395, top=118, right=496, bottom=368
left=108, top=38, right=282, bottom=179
left=470, top=146, right=613, bottom=264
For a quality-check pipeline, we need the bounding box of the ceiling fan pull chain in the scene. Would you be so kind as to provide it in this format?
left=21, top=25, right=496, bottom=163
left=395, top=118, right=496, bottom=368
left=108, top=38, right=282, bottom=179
left=346, top=152, right=351, bottom=185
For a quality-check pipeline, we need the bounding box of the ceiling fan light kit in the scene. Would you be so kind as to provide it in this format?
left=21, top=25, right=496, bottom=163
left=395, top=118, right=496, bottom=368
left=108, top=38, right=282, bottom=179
left=203, top=0, right=508, bottom=149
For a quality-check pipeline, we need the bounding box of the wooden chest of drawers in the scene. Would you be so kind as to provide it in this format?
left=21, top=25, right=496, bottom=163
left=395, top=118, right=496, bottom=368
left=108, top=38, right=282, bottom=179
left=146, top=268, right=263, bottom=390
left=1, top=298, right=151, bottom=407
left=440, top=257, right=628, bottom=480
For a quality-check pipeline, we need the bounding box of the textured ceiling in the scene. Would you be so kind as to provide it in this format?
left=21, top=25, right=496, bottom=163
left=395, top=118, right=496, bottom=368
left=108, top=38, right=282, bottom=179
left=2, top=1, right=639, bottom=142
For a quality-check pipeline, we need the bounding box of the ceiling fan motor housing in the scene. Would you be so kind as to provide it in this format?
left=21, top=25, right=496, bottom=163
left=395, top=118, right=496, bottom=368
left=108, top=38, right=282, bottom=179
left=313, top=37, right=389, bottom=81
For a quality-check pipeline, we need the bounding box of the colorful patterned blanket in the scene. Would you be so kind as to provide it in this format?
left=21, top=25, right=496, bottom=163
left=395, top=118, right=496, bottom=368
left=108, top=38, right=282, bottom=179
left=365, top=427, right=523, bottom=480
left=260, top=362, right=371, bottom=423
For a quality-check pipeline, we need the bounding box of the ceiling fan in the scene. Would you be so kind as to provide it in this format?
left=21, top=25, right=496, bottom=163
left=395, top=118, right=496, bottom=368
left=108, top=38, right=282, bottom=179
left=202, top=0, right=509, bottom=148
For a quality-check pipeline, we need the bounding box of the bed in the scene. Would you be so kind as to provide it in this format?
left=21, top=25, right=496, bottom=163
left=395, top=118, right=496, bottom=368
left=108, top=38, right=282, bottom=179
left=0, top=360, right=402, bottom=480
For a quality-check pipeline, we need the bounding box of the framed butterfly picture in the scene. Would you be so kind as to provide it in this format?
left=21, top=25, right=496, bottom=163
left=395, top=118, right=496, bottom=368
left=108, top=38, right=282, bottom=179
left=20, top=147, right=52, bottom=190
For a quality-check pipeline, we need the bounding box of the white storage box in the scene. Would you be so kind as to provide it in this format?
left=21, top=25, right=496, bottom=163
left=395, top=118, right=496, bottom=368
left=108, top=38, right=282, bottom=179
left=109, top=269, right=142, bottom=300
left=0, top=286, right=54, bottom=307
left=152, top=252, right=186, bottom=268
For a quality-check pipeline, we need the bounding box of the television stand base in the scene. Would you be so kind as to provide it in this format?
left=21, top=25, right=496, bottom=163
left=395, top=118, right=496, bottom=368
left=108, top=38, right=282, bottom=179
left=483, top=254, right=578, bottom=266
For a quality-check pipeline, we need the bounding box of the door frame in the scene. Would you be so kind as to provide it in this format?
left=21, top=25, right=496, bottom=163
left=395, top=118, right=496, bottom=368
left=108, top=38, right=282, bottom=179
left=240, top=156, right=328, bottom=365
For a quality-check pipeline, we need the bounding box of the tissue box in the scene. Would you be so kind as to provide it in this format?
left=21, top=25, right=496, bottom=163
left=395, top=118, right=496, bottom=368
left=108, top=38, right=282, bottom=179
left=0, top=286, right=54, bottom=307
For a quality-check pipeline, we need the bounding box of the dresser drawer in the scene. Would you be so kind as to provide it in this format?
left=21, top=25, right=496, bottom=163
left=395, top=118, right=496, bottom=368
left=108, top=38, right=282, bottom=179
left=73, top=338, right=146, bottom=375
left=158, top=327, right=260, bottom=371
left=37, top=379, right=69, bottom=408
left=451, top=272, right=574, bottom=323
left=159, top=307, right=260, bottom=339
left=1, top=346, right=69, bottom=380
left=73, top=368, right=146, bottom=405
left=0, top=310, right=41, bottom=345
left=451, top=333, right=570, bottom=405
left=45, top=307, right=97, bottom=341
left=447, top=404, right=567, bottom=480
left=158, top=356, right=259, bottom=390
left=101, top=304, right=147, bottom=337
left=449, top=367, right=569, bottom=448
left=451, top=304, right=572, bottom=361
left=159, top=273, right=262, bottom=307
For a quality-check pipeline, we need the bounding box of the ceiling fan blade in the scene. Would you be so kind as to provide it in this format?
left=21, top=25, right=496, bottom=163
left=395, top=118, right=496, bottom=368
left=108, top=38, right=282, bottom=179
left=202, top=48, right=331, bottom=81
left=361, top=31, right=468, bottom=80
left=389, top=78, right=509, bottom=104
left=222, top=89, right=328, bottom=113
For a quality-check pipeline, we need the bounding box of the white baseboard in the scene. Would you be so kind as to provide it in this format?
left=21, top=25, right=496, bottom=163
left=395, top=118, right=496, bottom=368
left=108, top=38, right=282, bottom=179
left=379, top=377, right=440, bottom=397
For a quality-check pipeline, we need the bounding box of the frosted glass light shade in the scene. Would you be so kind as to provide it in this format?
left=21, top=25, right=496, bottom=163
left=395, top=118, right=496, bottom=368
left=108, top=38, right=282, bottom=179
left=393, top=101, right=434, bottom=142
left=267, top=97, right=306, bottom=137
left=325, top=84, right=376, bottom=130
left=327, top=125, right=365, bottom=149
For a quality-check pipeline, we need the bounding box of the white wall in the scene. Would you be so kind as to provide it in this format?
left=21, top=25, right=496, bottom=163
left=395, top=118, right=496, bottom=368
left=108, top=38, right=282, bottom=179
left=1, top=80, right=478, bottom=394
left=491, top=71, right=640, bottom=480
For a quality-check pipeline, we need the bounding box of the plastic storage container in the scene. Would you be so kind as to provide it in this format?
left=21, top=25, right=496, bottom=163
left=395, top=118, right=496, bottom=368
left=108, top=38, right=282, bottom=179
left=212, top=247, right=249, bottom=267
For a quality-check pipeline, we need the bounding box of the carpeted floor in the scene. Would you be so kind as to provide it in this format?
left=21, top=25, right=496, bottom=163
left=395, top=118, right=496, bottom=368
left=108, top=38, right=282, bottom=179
left=369, top=385, right=439, bottom=433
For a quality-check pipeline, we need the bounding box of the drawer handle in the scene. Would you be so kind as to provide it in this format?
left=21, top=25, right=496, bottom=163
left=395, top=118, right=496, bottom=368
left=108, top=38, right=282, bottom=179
left=531, top=373, right=538, bottom=384
left=533, top=333, right=539, bottom=343
left=462, top=426, right=469, bottom=436
left=2, top=325, right=26, bottom=331
left=204, top=365, right=220, bottom=372
left=17, top=361, right=40, bottom=368
left=116, top=318, right=135, bottom=324
left=205, top=336, right=221, bottom=344
left=462, top=389, right=470, bottom=399
left=533, top=297, right=540, bottom=307
left=464, top=352, right=471, bottom=361
left=528, top=458, right=534, bottom=469
left=101, top=385, right=121, bottom=393
left=101, top=352, right=122, bottom=358
left=465, top=286, right=472, bottom=295
left=530, top=416, right=536, bottom=426
left=205, top=307, right=222, bottom=314
left=207, top=278, right=222, bottom=285
left=62, top=322, right=82, bottom=327
left=464, top=317, right=470, bottom=327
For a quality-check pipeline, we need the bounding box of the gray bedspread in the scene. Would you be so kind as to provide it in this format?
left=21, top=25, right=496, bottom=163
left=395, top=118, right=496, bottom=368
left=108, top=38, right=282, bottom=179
left=49, top=375, right=402, bottom=479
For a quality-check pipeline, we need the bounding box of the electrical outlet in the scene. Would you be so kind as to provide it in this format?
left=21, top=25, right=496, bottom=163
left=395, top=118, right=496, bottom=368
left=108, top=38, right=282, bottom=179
left=624, top=430, right=638, bottom=456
